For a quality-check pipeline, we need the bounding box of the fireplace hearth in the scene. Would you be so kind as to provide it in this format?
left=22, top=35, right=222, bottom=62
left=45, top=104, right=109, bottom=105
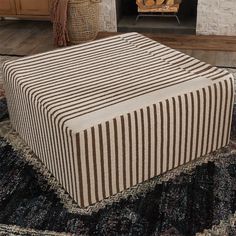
left=136, top=0, right=181, bottom=24
left=116, top=0, right=198, bottom=34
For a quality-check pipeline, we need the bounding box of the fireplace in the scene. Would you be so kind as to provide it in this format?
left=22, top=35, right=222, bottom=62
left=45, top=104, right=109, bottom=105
left=99, top=0, right=236, bottom=36
left=115, top=0, right=198, bottom=34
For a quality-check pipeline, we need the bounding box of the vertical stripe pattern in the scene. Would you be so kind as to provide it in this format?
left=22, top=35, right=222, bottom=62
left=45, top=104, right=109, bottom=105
left=2, top=33, right=234, bottom=207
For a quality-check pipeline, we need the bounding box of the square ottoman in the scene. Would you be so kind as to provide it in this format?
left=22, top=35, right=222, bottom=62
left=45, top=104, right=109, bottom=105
left=2, top=33, right=234, bottom=208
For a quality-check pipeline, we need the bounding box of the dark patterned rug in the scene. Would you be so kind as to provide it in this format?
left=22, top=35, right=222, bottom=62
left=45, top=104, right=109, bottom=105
left=1, top=135, right=236, bottom=236
left=1, top=56, right=236, bottom=236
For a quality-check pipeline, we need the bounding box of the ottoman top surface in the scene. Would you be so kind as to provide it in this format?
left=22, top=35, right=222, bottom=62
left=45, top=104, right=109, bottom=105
left=3, top=33, right=231, bottom=132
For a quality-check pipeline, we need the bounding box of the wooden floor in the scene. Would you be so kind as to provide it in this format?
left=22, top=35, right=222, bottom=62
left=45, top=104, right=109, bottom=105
left=1, top=20, right=236, bottom=68
left=0, top=20, right=54, bottom=56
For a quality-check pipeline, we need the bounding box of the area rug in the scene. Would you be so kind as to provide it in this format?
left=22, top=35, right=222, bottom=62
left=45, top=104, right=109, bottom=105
left=1, top=122, right=236, bottom=236
left=1, top=56, right=236, bottom=236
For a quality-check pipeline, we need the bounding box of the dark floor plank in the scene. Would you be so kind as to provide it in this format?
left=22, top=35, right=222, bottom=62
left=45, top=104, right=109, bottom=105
left=0, top=20, right=54, bottom=56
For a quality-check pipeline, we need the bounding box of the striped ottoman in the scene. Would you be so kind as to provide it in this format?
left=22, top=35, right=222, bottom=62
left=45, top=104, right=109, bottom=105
left=3, top=33, right=234, bottom=208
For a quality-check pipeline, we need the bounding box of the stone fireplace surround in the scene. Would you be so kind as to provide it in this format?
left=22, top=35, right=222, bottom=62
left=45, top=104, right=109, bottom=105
left=99, top=0, right=236, bottom=36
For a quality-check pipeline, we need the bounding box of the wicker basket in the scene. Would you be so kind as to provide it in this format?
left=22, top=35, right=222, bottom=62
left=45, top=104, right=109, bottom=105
left=67, top=0, right=100, bottom=44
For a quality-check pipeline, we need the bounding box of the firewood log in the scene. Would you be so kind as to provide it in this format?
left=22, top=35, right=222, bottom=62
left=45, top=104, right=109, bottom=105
left=156, top=0, right=165, bottom=5
left=136, top=0, right=146, bottom=9
left=144, top=0, right=155, bottom=7
left=166, top=0, right=175, bottom=5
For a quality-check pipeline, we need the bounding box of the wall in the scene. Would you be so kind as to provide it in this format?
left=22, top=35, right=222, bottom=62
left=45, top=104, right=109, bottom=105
left=99, top=0, right=117, bottom=32
left=197, top=0, right=236, bottom=36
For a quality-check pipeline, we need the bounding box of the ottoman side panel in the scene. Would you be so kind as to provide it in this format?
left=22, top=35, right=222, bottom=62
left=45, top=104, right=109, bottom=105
left=2, top=61, right=21, bottom=129
left=74, top=78, right=234, bottom=208
left=3, top=61, right=53, bottom=167
left=2, top=62, right=39, bottom=154
left=3, top=61, right=79, bottom=201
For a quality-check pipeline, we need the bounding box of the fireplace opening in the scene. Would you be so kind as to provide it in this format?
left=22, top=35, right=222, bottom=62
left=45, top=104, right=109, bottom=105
left=116, top=0, right=198, bottom=34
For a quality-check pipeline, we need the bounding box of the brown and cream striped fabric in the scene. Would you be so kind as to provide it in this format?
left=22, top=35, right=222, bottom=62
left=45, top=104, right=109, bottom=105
left=2, top=33, right=234, bottom=207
